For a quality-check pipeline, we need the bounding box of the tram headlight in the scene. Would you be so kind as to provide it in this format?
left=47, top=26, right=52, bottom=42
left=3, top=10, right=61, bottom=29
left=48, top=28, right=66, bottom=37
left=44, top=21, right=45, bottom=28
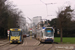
left=10, top=41, right=12, bottom=43
left=18, top=41, right=21, bottom=43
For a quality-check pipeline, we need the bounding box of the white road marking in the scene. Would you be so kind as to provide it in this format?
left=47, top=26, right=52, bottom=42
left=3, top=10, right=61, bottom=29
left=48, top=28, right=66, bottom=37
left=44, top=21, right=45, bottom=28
left=25, top=41, right=27, bottom=45
left=22, top=38, right=27, bottom=46
left=34, top=41, right=40, bottom=45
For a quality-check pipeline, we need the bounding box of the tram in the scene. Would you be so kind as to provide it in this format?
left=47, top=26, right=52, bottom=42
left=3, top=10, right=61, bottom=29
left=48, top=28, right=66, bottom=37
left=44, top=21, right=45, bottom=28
left=9, top=28, right=23, bottom=43
left=36, top=27, right=55, bottom=43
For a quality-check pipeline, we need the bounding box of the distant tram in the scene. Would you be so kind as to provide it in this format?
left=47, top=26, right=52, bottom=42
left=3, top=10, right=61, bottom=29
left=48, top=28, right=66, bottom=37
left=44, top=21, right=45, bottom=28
left=9, top=28, right=23, bottom=43
left=36, top=27, right=55, bottom=43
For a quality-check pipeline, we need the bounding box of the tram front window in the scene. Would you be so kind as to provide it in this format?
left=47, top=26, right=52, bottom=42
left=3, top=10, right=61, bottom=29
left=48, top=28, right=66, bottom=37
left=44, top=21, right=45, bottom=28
left=11, top=31, right=20, bottom=36
left=45, top=29, right=53, bottom=37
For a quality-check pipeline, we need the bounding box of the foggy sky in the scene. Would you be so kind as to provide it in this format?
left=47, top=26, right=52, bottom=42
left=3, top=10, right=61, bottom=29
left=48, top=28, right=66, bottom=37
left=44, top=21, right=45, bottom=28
left=7, top=0, right=75, bottom=23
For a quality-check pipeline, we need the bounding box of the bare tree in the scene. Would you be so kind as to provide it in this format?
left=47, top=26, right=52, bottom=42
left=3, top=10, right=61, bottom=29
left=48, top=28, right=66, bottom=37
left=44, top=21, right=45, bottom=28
left=57, top=6, right=73, bottom=43
left=0, top=0, right=25, bottom=38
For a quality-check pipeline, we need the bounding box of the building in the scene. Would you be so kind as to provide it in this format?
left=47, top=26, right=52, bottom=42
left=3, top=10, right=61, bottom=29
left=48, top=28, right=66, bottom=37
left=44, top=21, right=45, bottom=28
left=33, top=16, right=42, bottom=26
left=32, top=16, right=42, bottom=34
left=18, top=17, right=27, bottom=35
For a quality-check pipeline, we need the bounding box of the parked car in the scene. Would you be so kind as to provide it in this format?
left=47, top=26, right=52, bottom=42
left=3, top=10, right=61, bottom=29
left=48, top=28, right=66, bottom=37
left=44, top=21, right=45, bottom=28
left=26, top=34, right=29, bottom=37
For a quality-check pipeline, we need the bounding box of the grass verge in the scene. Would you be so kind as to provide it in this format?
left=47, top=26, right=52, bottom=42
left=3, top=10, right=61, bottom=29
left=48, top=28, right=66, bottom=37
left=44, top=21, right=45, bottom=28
left=54, top=37, right=75, bottom=44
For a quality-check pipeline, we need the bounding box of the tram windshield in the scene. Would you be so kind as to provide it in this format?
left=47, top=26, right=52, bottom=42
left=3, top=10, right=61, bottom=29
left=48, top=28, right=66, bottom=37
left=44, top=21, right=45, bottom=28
left=45, top=28, right=53, bottom=37
left=11, top=31, right=21, bottom=36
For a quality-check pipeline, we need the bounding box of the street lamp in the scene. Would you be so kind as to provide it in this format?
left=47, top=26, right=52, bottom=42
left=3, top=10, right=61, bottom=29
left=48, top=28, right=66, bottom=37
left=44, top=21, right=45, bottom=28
left=27, top=17, right=33, bottom=39
left=40, top=0, right=56, bottom=17
left=27, top=17, right=33, bottom=28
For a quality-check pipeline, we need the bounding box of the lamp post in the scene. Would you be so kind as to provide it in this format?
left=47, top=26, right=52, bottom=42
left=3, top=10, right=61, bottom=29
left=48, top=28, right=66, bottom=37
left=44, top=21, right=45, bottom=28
left=40, top=0, right=56, bottom=17
left=7, top=30, right=10, bottom=40
left=27, top=17, right=32, bottom=39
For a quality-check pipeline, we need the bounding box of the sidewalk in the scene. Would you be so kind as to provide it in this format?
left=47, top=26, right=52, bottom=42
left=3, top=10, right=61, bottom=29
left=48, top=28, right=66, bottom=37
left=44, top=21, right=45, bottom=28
left=0, top=38, right=9, bottom=46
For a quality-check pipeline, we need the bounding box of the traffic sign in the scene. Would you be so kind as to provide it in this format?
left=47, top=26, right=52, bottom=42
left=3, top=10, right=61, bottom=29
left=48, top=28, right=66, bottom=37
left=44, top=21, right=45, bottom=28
left=7, top=30, right=10, bottom=34
left=30, top=30, right=32, bottom=31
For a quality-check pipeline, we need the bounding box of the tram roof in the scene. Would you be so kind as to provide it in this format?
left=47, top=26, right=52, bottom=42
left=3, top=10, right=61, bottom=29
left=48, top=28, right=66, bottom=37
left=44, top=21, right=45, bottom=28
left=10, top=28, right=22, bottom=31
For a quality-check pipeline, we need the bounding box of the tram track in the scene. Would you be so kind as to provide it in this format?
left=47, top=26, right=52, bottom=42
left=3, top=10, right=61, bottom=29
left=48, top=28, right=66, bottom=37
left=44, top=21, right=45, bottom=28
left=0, top=42, right=9, bottom=47
left=34, top=43, right=45, bottom=50
left=0, top=39, right=9, bottom=47
left=21, top=38, right=40, bottom=47
left=21, top=43, right=41, bottom=47
left=47, top=42, right=58, bottom=50
left=6, top=44, right=20, bottom=50
left=34, top=42, right=55, bottom=50
left=0, top=40, right=20, bottom=50
left=0, top=43, right=20, bottom=50
left=48, top=44, right=54, bottom=50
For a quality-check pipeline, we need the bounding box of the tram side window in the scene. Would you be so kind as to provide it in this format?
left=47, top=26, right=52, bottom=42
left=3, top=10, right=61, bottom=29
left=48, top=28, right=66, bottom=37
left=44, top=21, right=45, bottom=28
left=41, top=32, right=43, bottom=37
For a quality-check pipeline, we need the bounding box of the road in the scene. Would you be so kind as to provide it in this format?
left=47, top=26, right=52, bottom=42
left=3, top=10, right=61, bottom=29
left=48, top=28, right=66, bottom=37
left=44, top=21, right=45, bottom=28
left=0, top=37, right=75, bottom=50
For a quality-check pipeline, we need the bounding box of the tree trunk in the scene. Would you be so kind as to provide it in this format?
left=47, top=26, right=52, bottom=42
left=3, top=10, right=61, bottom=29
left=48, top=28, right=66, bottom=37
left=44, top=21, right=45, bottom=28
left=60, top=28, right=63, bottom=43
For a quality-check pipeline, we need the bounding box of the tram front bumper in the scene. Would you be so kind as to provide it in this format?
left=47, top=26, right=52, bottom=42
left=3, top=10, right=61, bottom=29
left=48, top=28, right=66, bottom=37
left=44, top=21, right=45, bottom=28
left=45, top=39, right=53, bottom=42
left=41, top=38, right=54, bottom=42
left=18, top=41, right=22, bottom=43
left=10, top=40, right=20, bottom=43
